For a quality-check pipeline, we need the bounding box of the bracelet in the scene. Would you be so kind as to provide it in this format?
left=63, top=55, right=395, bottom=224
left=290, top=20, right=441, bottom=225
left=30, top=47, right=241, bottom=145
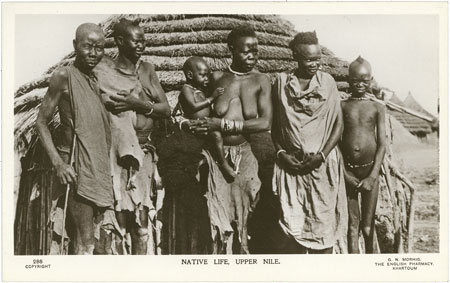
left=144, top=101, right=154, bottom=117
left=221, top=119, right=244, bottom=134
left=276, top=149, right=287, bottom=159
left=179, top=118, right=189, bottom=131
left=222, top=118, right=233, bottom=133
left=235, top=120, right=244, bottom=134
left=318, top=151, right=326, bottom=162
left=220, top=118, right=225, bottom=132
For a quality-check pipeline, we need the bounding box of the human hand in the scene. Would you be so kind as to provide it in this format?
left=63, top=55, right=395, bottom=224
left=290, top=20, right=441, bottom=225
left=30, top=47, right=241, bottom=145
left=344, top=170, right=360, bottom=189
left=357, top=176, right=376, bottom=192
left=211, top=87, right=225, bottom=99
left=189, top=117, right=221, bottom=135
left=302, top=153, right=323, bottom=173
left=278, top=152, right=305, bottom=175
left=55, top=163, right=77, bottom=185
left=109, top=90, right=140, bottom=114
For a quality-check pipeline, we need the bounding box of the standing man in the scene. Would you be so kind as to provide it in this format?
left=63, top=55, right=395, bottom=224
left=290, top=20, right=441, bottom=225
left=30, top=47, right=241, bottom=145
left=36, top=23, right=113, bottom=255
left=187, top=26, right=272, bottom=254
left=271, top=32, right=347, bottom=254
left=95, top=18, right=170, bottom=254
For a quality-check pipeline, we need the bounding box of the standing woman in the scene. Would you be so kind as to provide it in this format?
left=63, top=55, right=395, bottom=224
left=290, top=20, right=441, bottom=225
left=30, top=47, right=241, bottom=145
left=271, top=31, right=347, bottom=254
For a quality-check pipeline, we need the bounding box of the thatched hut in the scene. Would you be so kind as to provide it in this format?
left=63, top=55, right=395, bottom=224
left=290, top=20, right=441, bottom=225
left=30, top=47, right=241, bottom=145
left=403, top=92, right=439, bottom=134
left=388, top=93, right=433, bottom=139
left=14, top=14, right=412, bottom=255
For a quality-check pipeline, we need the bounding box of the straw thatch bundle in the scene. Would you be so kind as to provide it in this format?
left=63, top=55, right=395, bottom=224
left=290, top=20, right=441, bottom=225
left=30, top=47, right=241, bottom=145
left=14, top=14, right=413, bottom=255
left=389, top=94, right=432, bottom=138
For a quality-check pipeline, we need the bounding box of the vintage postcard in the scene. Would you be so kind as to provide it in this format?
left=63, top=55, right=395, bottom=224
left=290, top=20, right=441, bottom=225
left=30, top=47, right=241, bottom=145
left=2, top=1, right=448, bottom=282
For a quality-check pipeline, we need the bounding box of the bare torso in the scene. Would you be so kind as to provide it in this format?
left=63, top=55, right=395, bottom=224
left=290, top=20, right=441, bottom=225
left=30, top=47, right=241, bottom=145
left=341, top=100, right=380, bottom=178
left=212, top=71, right=263, bottom=145
left=135, top=62, right=156, bottom=143
left=179, top=86, right=211, bottom=119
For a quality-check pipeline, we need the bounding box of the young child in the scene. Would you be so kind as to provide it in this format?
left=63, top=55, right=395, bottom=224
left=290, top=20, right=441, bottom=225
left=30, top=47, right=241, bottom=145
left=340, top=56, right=386, bottom=253
left=179, top=57, right=238, bottom=181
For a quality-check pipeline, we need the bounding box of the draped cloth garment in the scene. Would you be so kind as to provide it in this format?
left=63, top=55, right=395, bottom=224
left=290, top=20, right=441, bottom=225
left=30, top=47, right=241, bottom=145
left=202, top=142, right=261, bottom=254
left=67, top=65, right=114, bottom=208
left=95, top=59, right=145, bottom=202
left=48, top=65, right=116, bottom=254
left=272, top=71, right=347, bottom=250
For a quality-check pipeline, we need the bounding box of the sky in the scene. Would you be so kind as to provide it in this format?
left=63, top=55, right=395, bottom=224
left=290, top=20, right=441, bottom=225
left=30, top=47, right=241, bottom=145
left=15, top=14, right=439, bottom=114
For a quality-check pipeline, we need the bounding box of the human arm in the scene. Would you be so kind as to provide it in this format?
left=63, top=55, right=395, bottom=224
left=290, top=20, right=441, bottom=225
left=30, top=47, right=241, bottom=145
left=343, top=167, right=360, bottom=189
left=109, top=63, right=170, bottom=118
left=358, top=104, right=387, bottom=191
left=271, top=76, right=305, bottom=174
left=191, top=74, right=273, bottom=134
left=302, top=103, right=344, bottom=172
left=180, top=86, right=224, bottom=112
left=35, top=69, right=77, bottom=185
left=242, top=74, right=273, bottom=132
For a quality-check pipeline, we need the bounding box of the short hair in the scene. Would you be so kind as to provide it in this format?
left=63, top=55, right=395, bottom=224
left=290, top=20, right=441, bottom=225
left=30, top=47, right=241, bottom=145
left=113, top=18, right=141, bottom=40
left=289, top=31, right=319, bottom=50
left=182, top=56, right=206, bottom=77
left=226, top=26, right=257, bottom=47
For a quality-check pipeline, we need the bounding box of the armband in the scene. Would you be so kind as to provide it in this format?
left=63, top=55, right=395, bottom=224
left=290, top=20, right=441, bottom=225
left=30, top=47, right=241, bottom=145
left=179, top=118, right=189, bottom=131
left=276, top=149, right=287, bottom=159
left=144, top=101, right=154, bottom=117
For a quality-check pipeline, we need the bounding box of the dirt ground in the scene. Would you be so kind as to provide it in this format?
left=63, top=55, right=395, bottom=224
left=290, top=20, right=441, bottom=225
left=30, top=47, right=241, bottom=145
left=393, top=134, right=440, bottom=253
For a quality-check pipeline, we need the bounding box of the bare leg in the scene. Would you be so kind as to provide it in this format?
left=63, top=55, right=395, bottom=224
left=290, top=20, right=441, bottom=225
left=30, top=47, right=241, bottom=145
left=131, top=207, right=149, bottom=255
left=361, top=179, right=379, bottom=254
left=210, top=131, right=236, bottom=182
left=346, top=183, right=360, bottom=254
left=231, top=182, right=250, bottom=254
left=115, top=211, right=127, bottom=255
left=67, top=191, right=95, bottom=255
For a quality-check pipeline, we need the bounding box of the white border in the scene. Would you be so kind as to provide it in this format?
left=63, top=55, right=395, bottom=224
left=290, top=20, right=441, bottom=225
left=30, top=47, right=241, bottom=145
left=2, top=2, right=448, bottom=282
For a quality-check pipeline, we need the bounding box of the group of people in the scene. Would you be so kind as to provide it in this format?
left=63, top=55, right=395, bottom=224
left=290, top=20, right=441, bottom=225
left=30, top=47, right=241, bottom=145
left=36, top=19, right=386, bottom=255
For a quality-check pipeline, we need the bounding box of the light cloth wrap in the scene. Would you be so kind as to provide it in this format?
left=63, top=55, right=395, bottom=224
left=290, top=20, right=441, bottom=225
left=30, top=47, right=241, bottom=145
left=49, top=151, right=120, bottom=255
left=66, top=65, right=113, bottom=207
left=272, top=70, right=347, bottom=250
left=114, top=147, right=155, bottom=222
left=95, top=59, right=146, bottom=201
left=202, top=142, right=261, bottom=254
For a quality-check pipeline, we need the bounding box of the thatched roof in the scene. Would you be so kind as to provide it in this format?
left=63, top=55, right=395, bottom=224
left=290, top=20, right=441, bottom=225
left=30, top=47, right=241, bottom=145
left=403, top=93, right=436, bottom=120
left=14, top=14, right=350, bottom=156
left=388, top=93, right=432, bottom=136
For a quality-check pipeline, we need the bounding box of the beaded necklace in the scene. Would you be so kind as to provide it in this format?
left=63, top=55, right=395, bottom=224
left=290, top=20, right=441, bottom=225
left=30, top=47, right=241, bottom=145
left=348, top=96, right=370, bottom=101
left=228, top=65, right=251, bottom=76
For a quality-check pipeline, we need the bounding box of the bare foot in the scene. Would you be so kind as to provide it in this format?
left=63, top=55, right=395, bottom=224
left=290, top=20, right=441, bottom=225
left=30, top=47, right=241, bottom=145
left=218, top=162, right=237, bottom=183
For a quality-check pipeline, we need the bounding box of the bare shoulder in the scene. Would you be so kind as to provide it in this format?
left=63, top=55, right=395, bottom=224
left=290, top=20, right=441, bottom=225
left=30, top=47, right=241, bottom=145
left=49, top=67, right=69, bottom=89
left=253, top=72, right=271, bottom=83
left=374, top=101, right=386, bottom=113
left=212, top=70, right=225, bottom=82
left=140, top=61, right=156, bottom=73
left=51, top=67, right=68, bottom=80
left=101, top=55, right=115, bottom=67
left=180, top=84, right=194, bottom=97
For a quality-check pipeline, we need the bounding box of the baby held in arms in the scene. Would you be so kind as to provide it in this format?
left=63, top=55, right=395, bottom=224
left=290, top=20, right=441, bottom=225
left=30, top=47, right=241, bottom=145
left=179, top=56, right=240, bottom=181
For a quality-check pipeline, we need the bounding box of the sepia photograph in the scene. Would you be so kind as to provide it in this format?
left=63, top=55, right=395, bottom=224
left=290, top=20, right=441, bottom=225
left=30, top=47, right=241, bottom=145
left=3, top=1, right=448, bottom=282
